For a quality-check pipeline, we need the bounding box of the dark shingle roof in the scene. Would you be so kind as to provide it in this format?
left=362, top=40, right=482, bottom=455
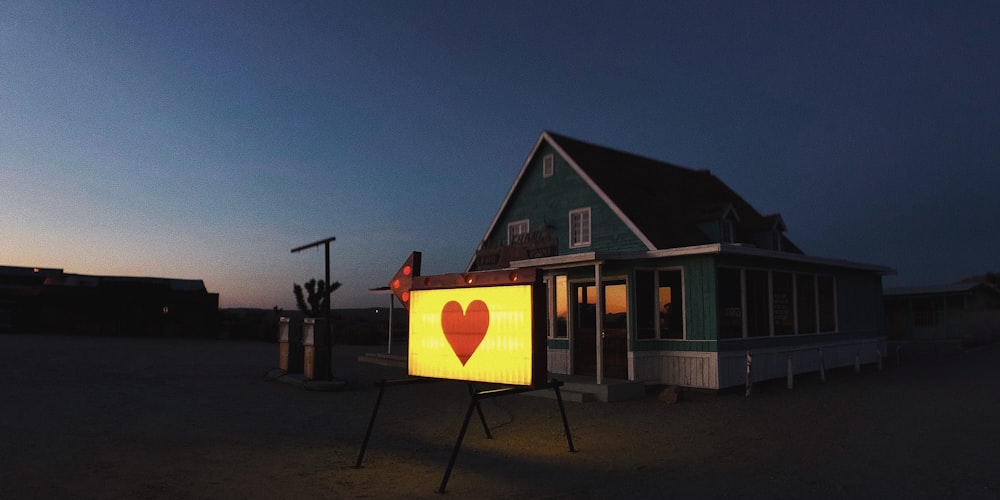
left=545, top=131, right=803, bottom=253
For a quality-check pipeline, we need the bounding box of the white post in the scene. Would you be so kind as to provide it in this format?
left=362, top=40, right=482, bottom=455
left=595, top=262, right=604, bottom=386
left=278, top=317, right=290, bottom=371
left=303, top=318, right=316, bottom=380
left=387, top=294, right=394, bottom=355
left=745, top=351, right=753, bottom=397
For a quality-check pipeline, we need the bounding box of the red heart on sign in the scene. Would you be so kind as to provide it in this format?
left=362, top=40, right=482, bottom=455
left=440, top=300, right=490, bottom=366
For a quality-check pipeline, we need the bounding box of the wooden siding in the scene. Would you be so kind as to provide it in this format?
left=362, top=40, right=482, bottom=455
left=658, top=351, right=719, bottom=388
left=487, top=143, right=646, bottom=255
left=548, top=347, right=570, bottom=374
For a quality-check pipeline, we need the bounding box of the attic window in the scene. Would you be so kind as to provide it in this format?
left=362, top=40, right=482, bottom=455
left=543, top=154, right=554, bottom=178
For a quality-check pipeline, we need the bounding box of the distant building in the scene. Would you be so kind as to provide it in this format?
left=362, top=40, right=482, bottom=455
left=884, top=276, right=1000, bottom=346
left=468, top=131, right=893, bottom=390
left=0, top=265, right=219, bottom=337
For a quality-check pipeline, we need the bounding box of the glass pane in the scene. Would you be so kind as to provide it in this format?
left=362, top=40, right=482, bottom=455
left=604, top=283, right=627, bottom=329
left=576, top=284, right=596, bottom=328
left=554, top=275, right=567, bottom=337
left=796, top=274, right=817, bottom=334
left=636, top=271, right=655, bottom=339
left=817, top=276, right=836, bottom=332
left=659, top=270, right=683, bottom=339
left=772, top=272, right=794, bottom=335
left=745, top=270, right=769, bottom=337
left=717, top=268, right=743, bottom=339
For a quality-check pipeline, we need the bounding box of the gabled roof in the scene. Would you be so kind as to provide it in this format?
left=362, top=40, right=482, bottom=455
left=478, top=131, right=802, bottom=256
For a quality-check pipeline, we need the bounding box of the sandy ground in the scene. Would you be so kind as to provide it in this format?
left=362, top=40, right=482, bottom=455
left=1, top=334, right=998, bottom=499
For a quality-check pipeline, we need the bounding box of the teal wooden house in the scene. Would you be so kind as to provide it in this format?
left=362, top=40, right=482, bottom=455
left=468, top=131, right=893, bottom=390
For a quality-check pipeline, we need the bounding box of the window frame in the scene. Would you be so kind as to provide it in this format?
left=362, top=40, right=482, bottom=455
left=543, top=154, right=554, bottom=178
left=507, top=219, right=529, bottom=245
left=568, top=207, right=591, bottom=248
left=717, top=266, right=839, bottom=340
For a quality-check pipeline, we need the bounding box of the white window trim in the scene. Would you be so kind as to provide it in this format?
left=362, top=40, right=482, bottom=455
left=569, top=207, right=591, bottom=248
left=507, top=219, right=529, bottom=245
left=543, top=154, right=554, bottom=178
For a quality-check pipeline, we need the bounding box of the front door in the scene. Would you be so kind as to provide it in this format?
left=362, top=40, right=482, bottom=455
left=572, top=281, right=628, bottom=379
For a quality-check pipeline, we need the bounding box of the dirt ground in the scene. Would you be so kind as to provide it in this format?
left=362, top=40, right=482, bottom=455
left=1, top=334, right=998, bottom=499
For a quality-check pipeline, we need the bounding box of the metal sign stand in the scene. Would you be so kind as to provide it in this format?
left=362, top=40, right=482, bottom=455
left=354, top=378, right=576, bottom=494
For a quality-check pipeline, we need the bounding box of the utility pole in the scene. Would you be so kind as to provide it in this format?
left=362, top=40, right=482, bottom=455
left=291, top=236, right=336, bottom=380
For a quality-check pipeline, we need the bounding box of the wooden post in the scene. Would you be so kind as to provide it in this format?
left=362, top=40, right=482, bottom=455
left=745, top=351, right=752, bottom=397
left=278, top=317, right=290, bottom=371
left=303, top=318, right=316, bottom=380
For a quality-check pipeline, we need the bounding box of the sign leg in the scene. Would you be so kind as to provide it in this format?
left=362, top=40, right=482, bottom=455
left=552, top=381, right=576, bottom=452
left=439, top=395, right=478, bottom=494
left=354, top=381, right=386, bottom=468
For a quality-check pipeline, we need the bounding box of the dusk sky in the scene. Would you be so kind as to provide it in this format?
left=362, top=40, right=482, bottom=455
left=3, top=1, right=998, bottom=309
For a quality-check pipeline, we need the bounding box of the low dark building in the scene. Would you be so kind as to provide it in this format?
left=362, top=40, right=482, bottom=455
left=0, top=265, right=219, bottom=337
left=884, top=276, right=1000, bottom=346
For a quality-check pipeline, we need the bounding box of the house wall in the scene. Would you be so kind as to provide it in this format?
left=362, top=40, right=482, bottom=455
left=487, top=144, right=647, bottom=255
left=548, top=253, right=887, bottom=389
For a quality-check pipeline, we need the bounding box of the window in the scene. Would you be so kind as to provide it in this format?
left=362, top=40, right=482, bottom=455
left=569, top=208, right=591, bottom=248
left=507, top=219, right=529, bottom=245
left=637, top=269, right=685, bottom=340
left=636, top=271, right=655, bottom=339
left=717, top=268, right=743, bottom=339
left=772, top=272, right=795, bottom=335
left=817, top=276, right=836, bottom=332
left=721, top=218, right=736, bottom=244
left=745, top=270, right=770, bottom=337
left=795, top=274, right=817, bottom=334
left=718, top=268, right=838, bottom=339
left=551, top=275, right=568, bottom=338
left=770, top=231, right=782, bottom=251
left=913, top=298, right=938, bottom=327
left=543, top=154, right=554, bottom=178
left=658, top=270, right=684, bottom=339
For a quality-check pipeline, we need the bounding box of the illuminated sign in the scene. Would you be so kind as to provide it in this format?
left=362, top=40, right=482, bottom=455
left=406, top=268, right=545, bottom=386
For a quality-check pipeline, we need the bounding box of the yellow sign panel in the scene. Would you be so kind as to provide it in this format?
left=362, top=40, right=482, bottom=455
left=409, top=285, right=537, bottom=385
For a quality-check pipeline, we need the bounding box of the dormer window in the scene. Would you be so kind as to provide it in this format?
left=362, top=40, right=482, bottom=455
left=721, top=217, right=735, bottom=244
left=719, top=205, right=739, bottom=244
left=770, top=230, right=782, bottom=251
